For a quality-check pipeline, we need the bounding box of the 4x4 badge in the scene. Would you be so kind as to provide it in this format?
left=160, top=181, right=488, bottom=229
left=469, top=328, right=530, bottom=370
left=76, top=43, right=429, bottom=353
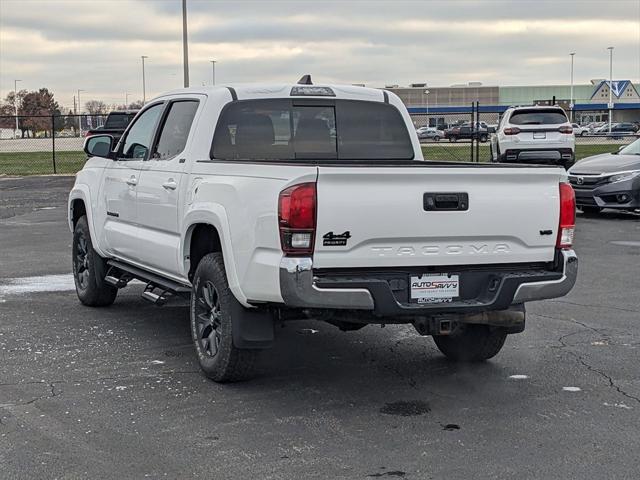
left=323, top=231, right=351, bottom=247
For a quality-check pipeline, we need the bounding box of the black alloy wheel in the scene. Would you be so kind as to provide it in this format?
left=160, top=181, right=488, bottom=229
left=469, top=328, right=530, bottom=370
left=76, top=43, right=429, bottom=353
left=74, top=231, right=90, bottom=290
left=194, top=280, right=223, bottom=358
left=72, top=215, right=117, bottom=306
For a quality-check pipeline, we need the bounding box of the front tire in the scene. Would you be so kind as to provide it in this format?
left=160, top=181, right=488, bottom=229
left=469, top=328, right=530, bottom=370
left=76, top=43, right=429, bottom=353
left=190, top=253, right=257, bottom=382
left=432, top=324, right=507, bottom=362
left=72, top=215, right=117, bottom=307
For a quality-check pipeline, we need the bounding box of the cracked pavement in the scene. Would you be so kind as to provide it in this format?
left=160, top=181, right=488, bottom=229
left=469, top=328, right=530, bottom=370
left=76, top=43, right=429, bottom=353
left=1, top=176, right=639, bottom=479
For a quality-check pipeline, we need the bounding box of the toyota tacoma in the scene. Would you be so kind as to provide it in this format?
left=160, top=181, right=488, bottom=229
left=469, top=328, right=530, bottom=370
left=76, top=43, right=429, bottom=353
left=69, top=80, right=578, bottom=382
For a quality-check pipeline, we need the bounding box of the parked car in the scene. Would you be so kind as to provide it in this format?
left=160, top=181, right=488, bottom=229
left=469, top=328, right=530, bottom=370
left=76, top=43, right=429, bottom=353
left=592, top=123, right=612, bottom=134
left=445, top=122, right=489, bottom=142
left=571, top=123, right=589, bottom=136
left=591, top=123, right=638, bottom=139
left=416, top=126, right=445, bottom=141
left=568, top=138, right=640, bottom=214
left=610, top=122, right=639, bottom=134
left=586, top=122, right=605, bottom=133
left=85, top=110, right=138, bottom=143
left=490, top=105, right=575, bottom=168
left=70, top=82, right=578, bottom=382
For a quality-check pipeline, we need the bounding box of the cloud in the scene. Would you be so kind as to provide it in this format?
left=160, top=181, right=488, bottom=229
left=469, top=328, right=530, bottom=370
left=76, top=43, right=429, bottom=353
left=0, top=0, right=638, bottom=109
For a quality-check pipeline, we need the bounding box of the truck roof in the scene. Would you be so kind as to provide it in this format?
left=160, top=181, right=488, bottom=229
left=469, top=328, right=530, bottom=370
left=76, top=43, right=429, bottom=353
left=156, top=83, right=389, bottom=103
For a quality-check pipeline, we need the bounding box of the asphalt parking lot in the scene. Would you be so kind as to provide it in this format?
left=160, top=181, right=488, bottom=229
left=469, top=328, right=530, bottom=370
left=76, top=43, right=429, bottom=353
left=1, top=175, right=639, bottom=479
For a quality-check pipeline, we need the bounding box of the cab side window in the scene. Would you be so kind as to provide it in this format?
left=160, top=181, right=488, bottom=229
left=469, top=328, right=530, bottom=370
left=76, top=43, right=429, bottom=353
left=152, top=101, right=199, bottom=160
left=120, top=103, right=163, bottom=160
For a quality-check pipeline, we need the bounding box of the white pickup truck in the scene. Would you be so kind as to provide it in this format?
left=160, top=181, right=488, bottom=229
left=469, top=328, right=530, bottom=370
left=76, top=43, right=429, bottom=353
left=69, top=81, right=578, bottom=382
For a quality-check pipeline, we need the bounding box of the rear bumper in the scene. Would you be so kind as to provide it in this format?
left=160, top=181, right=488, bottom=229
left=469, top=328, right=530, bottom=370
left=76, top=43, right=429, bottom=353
left=502, top=148, right=574, bottom=165
left=279, top=250, right=578, bottom=316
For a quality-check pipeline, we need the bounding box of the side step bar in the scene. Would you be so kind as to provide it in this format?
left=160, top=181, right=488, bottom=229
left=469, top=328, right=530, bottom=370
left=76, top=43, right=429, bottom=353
left=141, top=284, right=169, bottom=306
left=106, top=260, right=191, bottom=300
left=104, top=275, right=129, bottom=289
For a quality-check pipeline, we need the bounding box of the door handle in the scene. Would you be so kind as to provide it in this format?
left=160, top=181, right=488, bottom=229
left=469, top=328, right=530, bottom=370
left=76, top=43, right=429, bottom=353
left=423, top=192, right=469, bottom=211
left=126, top=176, right=138, bottom=186
left=162, top=179, right=178, bottom=190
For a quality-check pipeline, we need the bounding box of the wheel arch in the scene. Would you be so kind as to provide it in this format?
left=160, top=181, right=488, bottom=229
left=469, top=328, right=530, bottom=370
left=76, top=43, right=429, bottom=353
left=185, top=223, right=223, bottom=281
left=68, top=186, right=107, bottom=258
left=182, top=207, right=248, bottom=306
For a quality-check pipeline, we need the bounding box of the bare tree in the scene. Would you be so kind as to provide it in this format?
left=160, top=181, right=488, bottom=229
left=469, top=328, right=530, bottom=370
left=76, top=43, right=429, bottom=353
left=84, top=100, right=108, bottom=114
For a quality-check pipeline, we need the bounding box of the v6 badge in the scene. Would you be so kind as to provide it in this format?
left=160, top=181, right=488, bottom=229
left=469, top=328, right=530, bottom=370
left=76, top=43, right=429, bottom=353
left=323, top=231, right=351, bottom=247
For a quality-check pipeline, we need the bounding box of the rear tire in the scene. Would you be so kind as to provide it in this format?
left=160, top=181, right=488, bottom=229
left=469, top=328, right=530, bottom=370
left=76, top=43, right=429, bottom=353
left=432, top=324, right=507, bottom=362
left=480, top=134, right=488, bottom=142
left=190, top=253, right=257, bottom=382
left=72, top=215, right=117, bottom=307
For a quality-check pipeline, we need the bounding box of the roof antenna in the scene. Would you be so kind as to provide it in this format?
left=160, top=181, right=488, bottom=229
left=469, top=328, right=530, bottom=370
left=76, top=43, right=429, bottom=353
left=297, top=74, right=313, bottom=85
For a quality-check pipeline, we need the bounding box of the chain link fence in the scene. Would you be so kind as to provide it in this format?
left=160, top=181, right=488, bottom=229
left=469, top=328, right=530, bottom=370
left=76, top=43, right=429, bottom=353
left=0, top=114, right=107, bottom=175
left=0, top=109, right=638, bottom=175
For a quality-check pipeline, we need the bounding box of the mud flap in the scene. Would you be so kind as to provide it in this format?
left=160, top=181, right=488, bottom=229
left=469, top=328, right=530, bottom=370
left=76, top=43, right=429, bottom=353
left=230, top=302, right=275, bottom=349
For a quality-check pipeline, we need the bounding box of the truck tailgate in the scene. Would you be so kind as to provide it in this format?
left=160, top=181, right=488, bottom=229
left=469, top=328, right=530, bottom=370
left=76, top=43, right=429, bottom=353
left=314, top=165, right=563, bottom=269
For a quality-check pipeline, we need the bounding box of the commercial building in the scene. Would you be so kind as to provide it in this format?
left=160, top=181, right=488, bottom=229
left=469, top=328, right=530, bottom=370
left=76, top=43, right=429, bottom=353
left=385, top=80, right=640, bottom=126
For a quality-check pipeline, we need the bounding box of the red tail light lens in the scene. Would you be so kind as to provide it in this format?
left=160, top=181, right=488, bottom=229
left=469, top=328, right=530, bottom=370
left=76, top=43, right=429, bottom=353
left=557, top=182, right=576, bottom=248
left=278, top=182, right=316, bottom=256
left=558, top=125, right=573, bottom=134
left=503, top=127, right=521, bottom=135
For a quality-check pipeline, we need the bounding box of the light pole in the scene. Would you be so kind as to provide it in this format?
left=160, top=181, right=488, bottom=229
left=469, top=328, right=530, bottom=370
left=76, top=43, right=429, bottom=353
left=13, top=79, right=21, bottom=139
left=141, top=55, right=148, bottom=104
left=569, top=52, right=575, bottom=122
left=182, top=0, right=190, bottom=87
left=607, top=46, right=614, bottom=133
left=77, top=89, right=85, bottom=136
left=424, top=89, right=430, bottom=126
left=125, top=92, right=131, bottom=107
left=210, top=60, right=216, bottom=86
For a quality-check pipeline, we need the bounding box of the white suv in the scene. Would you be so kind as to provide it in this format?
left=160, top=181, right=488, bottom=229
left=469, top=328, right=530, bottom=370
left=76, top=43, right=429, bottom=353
left=491, top=106, right=575, bottom=168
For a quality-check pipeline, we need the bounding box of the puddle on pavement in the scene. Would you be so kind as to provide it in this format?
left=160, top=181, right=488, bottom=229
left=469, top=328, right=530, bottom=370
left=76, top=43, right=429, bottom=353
left=442, top=423, right=461, bottom=431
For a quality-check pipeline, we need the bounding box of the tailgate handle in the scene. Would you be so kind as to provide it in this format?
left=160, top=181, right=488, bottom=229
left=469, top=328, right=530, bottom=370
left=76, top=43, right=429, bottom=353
left=423, top=192, right=469, bottom=211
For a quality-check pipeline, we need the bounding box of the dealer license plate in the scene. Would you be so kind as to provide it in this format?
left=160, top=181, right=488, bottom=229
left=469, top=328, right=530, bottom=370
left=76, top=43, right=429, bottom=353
left=410, top=274, right=460, bottom=304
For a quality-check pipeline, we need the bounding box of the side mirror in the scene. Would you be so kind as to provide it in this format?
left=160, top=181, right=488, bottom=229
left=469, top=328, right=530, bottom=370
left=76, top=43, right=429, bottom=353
left=84, top=134, right=114, bottom=158
left=618, top=145, right=625, bottom=152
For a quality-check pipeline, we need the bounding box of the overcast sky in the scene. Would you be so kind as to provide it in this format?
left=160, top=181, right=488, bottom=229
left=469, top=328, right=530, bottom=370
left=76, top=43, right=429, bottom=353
left=1, top=0, right=639, bottom=110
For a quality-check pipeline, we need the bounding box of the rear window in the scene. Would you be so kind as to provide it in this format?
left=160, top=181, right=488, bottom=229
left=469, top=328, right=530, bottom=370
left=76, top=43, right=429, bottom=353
left=509, top=109, right=568, bottom=125
left=104, top=113, right=135, bottom=129
left=211, top=99, right=413, bottom=161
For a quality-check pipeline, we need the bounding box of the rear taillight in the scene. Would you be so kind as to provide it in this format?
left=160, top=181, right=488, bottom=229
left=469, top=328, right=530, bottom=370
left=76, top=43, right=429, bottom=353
left=278, top=182, right=316, bottom=256
left=558, top=125, right=573, bottom=134
left=503, top=127, right=521, bottom=135
left=557, top=182, right=576, bottom=249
